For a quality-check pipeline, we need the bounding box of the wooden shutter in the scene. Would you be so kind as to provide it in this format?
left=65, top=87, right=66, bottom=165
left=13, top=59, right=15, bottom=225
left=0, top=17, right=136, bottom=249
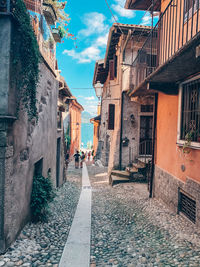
left=114, top=55, right=117, bottom=78
left=109, top=60, right=114, bottom=80
left=108, top=104, right=115, bottom=130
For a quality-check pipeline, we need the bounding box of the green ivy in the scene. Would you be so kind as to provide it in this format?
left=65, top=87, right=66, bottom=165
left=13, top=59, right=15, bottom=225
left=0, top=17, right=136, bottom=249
left=30, top=174, right=55, bottom=222
left=12, top=0, right=40, bottom=120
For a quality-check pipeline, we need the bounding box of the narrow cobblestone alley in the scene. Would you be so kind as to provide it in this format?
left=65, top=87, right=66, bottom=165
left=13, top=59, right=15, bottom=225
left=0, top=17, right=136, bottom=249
left=88, top=166, right=200, bottom=267
left=1, top=163, right=200, bottom=267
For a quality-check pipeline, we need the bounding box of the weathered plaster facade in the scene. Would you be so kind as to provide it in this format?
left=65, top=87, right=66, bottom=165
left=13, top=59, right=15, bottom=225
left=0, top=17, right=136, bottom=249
left=0, top=5, right=65, bottom=252
left=93, top=24, right=154, bottom=172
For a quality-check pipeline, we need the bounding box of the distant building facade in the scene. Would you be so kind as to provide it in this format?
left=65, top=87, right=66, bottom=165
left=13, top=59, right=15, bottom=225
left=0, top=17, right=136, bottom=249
left=69, top=99, right=84, bottom=156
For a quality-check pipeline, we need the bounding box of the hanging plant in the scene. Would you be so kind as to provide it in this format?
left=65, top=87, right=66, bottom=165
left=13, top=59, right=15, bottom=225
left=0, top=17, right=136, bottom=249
left=45, top=0, right=76, bottom=41
left=11, top=0, right=40, bottom=121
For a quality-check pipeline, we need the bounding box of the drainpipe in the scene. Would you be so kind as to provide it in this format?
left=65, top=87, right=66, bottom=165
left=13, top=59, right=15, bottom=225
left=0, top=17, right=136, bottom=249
left=119, top=91, right=125, bottom=170
left=149, top=93, right=158, bottom=198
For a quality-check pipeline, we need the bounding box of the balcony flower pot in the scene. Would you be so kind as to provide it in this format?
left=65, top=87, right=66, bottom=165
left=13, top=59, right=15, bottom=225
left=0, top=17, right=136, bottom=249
left=52, top=28, right=61, bottom=43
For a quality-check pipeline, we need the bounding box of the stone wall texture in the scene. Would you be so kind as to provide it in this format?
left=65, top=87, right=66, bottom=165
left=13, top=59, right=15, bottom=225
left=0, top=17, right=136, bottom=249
left=121, top=94, right=140, bottom=168
left=154, top=165, right=200, bottom=227
left=2, top=62, right=64, bottom=251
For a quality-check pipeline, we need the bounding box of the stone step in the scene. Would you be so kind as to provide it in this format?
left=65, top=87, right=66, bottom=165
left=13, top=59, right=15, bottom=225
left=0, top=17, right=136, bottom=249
left=110, top=175, right=130, bottom=186
left=132, top=162, right=146, bottom=169
left=137, top=156, right=152, bottom=164
left=111, top=170, right=131, bottom=178
left=126, top=166, right=138, bottom=174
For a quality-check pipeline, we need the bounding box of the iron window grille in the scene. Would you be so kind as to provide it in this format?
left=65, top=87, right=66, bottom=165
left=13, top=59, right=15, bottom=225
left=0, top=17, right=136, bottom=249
left=178, top=189, right=196, bottom=223
left=181, top=79, right=200, bottom=142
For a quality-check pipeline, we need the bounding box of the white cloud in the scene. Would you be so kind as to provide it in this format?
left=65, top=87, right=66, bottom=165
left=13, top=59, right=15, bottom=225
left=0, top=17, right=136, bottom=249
left=83, top=105, right=98, bottom=115
left=84, top=96, right=95, bottom=101
left=78, top=12, right=109, bottom=37
left=63, top=46, right=101, bottom=63
left=141, top=12, right=151, bottom=25
left=112, top=0, right=135, bottom=18
left=141, top=12, right=159, bottom=26
left=93, top=33, right=109, bottom=48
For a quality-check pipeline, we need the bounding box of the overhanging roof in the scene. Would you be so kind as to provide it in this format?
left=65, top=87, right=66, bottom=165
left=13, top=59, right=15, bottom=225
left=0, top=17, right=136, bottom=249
left=93, top=59, right=107, bottom=86
left=125, top=0, right=160, bottom=11
left=90, top=115, right=101, bottom=123
left=93, top=24, right=152, bottom=87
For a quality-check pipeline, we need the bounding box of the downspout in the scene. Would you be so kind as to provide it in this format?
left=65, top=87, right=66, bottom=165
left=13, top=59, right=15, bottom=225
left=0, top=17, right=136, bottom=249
left=119, top=91, right=125, bottom=170
left=149, top=93, right=158, bottom=198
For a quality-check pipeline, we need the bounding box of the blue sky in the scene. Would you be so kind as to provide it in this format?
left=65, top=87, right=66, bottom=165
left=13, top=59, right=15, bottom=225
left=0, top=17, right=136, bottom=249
left=56, top=0, right=153, bottom=115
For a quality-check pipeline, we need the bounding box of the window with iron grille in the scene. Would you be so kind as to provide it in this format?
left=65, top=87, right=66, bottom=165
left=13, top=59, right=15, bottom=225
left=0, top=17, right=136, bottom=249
left=108, top=104, right=115, bottom=130
left=181, top=79, right=200, bottom=142
left=179, top=190, right=196, bottom=223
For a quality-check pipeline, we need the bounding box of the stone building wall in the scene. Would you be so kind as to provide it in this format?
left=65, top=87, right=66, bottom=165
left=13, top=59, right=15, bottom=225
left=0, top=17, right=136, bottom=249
left=2, top=62, right=62, bottom=251
left=121, top=94, right=140, bottom=168
left=97, top=89, right=110, bottom=166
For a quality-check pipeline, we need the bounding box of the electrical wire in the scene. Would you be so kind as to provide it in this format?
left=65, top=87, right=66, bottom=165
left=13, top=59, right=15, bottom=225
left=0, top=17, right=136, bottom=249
left=104, top=0, right=124, bottom=34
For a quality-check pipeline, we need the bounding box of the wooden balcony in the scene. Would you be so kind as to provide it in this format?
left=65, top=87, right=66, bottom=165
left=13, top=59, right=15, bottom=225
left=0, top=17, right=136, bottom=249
left=43, top=1, right=57, bottom=25
left=130, top=0, right=200, bottom=97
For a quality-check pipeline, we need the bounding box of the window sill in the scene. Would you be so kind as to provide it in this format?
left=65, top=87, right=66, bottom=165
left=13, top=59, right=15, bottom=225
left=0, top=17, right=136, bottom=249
left=177, top=141, right=200, bottom=150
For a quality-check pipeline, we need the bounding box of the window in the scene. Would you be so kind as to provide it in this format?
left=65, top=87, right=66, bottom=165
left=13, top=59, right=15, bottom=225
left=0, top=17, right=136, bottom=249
left=184, top=0, right=200, bottom=20
left=114, top=55, right=118, bottom=78
left=57, top=110, right=62, bottom=129
left=109, top=59, right=114, bottom=80
left=180, top=79, right=200, bottom=142
left=34, top=158, right=43, bottom=177
left=178, top=189, right=196, bottom=223
left=141, top=105, right=153, bottom=112
left=108, top=104, right=115, bottom=130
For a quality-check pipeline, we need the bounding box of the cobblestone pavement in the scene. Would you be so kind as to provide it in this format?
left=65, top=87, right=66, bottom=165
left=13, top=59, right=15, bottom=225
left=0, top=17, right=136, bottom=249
left=1, top=163, right=200, bottom=267
left=88, top=165, right=200, bottom=267
left=0, top=162, right=82, bottom=267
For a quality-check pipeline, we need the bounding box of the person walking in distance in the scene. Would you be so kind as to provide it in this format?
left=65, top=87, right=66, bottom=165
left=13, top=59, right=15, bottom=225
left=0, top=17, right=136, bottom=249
left=73, top=150, right=80, bottom=169
left=80, top=151, right=85, bottom=168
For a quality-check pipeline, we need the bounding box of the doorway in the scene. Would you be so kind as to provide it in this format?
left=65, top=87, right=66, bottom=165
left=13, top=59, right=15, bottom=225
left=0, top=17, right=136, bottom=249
left=139, top=116, right=153, bottom=155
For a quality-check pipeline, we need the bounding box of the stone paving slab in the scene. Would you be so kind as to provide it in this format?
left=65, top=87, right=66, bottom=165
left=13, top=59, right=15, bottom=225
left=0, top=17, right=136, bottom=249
left=59, top=163, right=91, bottom=267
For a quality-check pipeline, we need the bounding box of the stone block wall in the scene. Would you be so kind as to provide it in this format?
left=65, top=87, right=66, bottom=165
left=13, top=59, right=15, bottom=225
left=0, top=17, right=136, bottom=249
left=154, top=165, right=200, bottom=227
left=121, top=94, right=140, bottom=168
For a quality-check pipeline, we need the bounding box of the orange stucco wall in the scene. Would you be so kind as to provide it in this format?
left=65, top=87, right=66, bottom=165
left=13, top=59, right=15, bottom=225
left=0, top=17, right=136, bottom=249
left=70, top=103, right=82, bottom=156
left=92, top=121, right=100, bottom=155
left=156, top=92, right=200, bottom=183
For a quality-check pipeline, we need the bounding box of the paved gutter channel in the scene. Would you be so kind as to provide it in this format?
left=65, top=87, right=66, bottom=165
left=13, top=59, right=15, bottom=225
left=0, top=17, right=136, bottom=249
left=59, top=162, right=91, bottom=267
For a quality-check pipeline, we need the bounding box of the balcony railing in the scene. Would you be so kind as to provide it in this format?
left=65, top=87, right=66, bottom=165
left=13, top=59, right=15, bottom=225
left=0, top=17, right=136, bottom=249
left=0, top=0, right=11, bottom=13
left=132, top=0, right=200, bottom=89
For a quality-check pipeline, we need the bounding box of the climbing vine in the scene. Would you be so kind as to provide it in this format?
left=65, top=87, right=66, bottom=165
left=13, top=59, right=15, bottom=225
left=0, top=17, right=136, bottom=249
left=12, top=0, right=40, bottom=120
left=31, top=174, right=55, bottom=222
